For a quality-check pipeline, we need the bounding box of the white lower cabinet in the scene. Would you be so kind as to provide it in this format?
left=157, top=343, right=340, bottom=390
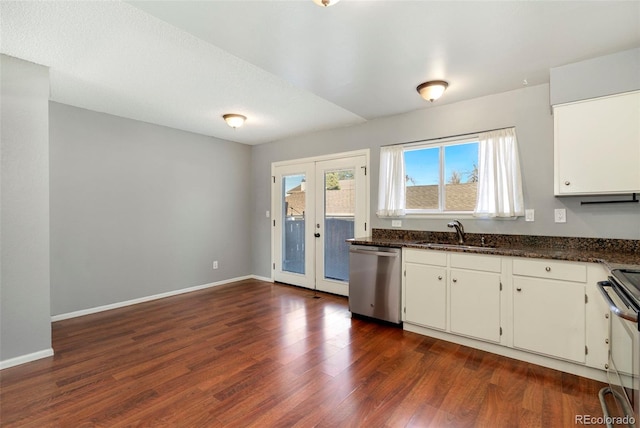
left=404, top=264, right=447, bottom=329
left=450, top=269, right=501, bottom=343
left=512, top=276, right=586, bottom=363
left=402, top=249, right=608, bottom=376
left=403, top=249, right=503, bottom=343
left=512, top=258, right=587, bottom=363
left=403, top=249, right=447, bottom=329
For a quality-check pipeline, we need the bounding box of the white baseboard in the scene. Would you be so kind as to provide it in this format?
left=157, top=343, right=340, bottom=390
left=51, top=275, right=264, bottom=322
left=0, top=348, right=54, bottom=370
left=2, top=276, right=275, bottom=370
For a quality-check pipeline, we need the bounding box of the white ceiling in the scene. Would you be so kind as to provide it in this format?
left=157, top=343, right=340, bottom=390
left=1, top=1, right=639, bottom=145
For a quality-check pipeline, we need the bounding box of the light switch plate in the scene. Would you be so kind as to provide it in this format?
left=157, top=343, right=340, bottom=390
left=391, top=220, right=402, bottom=228
left=554, top=208, right=566, bottom=223
left=525, top=209, right=535, bottom=222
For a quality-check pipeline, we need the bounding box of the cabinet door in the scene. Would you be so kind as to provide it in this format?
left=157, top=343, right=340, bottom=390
left=554, top=91, right=640, bottom=195
left=513, top=277, right=586, bottom=363
left=450, top=269, right=501, bottom=343
left=404, top=263, right=446, bottom=330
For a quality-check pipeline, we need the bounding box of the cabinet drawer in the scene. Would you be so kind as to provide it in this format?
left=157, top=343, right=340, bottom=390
left=450, top=253, right=501, bottom=273
left=404, top=249, right=447, bottom=266
left=512, top=258, right=586, bottom=283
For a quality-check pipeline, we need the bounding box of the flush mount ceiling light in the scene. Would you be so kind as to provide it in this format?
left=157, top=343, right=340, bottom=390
left=222, top=114, right=246, bottom=129
left=312, top=0, right=341, bottom=7
left=416, top=80, right=449, bottom=102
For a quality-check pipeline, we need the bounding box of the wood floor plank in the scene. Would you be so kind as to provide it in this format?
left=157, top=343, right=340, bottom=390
left=0, top=279, right=608, bottom=427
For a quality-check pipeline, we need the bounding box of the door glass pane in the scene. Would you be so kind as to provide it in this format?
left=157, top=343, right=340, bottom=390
left=323, top=168, right=355, bottom=282
left=405, top=147, right=440, bottom=210
left=282, top=174, right=305, bottom=274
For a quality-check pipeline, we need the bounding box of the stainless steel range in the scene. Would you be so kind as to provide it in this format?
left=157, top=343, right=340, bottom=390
left=598, top=269, right=640, bottom=428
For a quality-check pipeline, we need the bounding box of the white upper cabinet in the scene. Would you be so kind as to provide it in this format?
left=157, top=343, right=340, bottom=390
left=553, top=91, right=640, bottom=196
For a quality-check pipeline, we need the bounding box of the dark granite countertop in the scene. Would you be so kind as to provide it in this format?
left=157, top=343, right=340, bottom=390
left=348, top=229, right=640, bottom=271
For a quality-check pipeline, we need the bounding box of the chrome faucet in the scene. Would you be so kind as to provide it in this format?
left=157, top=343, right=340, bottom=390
left=447, top=220, right=465, bottom=244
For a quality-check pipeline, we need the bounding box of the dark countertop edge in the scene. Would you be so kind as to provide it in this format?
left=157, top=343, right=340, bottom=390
left=347, top=238, right=640, bottom=271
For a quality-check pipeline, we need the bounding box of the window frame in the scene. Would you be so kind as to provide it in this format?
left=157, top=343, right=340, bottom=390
left=403, top=136, right=479, bottom=217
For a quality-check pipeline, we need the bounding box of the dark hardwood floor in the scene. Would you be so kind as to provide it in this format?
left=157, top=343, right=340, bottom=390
left=0, top=279, right=606, bottom=427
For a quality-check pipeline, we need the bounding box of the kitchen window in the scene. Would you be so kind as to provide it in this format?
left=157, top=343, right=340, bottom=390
left=404, top=139, right=479, bottom=214
left=377, top=127, right=524, bottom=218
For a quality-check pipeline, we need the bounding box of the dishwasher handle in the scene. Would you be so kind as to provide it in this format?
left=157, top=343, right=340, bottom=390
left=349, top=248, right=399, bottom=257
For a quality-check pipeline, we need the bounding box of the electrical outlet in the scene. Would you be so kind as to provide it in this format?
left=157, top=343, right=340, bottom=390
left=554, top=208, right=566, bottom=223
left=525, top=209, right=535, bottom=222
left=391, top=220, right=402, bottom=228
left=213, top=261, right=219, bottom=269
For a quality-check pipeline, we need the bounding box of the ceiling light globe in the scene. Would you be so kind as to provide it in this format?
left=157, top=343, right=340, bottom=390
left=223, top=114, right=247, bottom=128
left=416, top=80, right=449, bottom=102
left=312, top=0, right=341, bottom=7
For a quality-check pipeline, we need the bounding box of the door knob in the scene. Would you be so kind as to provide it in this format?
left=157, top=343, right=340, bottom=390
left=314, top=233, right=321, bottom=238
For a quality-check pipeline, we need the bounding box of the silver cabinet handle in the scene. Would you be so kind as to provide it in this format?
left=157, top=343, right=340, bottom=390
left=452, top=278, right=457, bottom=283
left=564, top=181, right=570, bottom=186
left=516, top=287, right=522, bottom=292
left=545, top=266, right=551, bottom=272
left=597, top=281, right=638, bottom=323
left=437, top=275, right=442, bottom=280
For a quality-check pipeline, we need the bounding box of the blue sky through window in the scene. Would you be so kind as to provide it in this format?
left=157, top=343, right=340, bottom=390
left=405, top=147, right=439, bottom=185
left=284, top=174, right=304, bottom=193
left=405, top=142, right=478, bottom=186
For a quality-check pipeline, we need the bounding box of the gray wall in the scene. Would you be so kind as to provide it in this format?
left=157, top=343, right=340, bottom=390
left=550, top=48, right=640, bottom=105
left=1, top=55, right=52, bottom=363
left=50, top=103, right=252, bottom=316
left=251, top=83, right=640, bottom=279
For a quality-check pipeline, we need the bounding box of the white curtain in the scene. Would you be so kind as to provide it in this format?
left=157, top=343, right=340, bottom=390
left=377, top=145, right=406, bottom=217
left=474, top=128, right=524, bottom=218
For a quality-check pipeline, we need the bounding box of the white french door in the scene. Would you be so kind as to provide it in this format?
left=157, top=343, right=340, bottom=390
left=272, top=152, right=369, bottom=296
left=273, top=162, right=316, bottom=289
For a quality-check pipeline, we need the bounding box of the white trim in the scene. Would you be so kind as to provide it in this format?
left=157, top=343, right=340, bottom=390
left=271, top=149, right=370, bottom=168
left=1, top=348, right=54, bottom=370
left=3, top=276, right=275, bottom=370
left=386, top=213, right=517, bottom=220
left=403, top=135, right=480, bottom=150
left=252, top=274, right=273, bottom=282
left=51, top=275, right=256, bottom=322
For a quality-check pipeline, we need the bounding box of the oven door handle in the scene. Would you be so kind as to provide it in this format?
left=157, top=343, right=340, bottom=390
left=597, top=281, right=639, bottom=323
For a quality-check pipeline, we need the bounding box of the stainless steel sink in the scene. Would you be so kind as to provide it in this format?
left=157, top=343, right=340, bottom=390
left=415, top=242, right=494, bottom=250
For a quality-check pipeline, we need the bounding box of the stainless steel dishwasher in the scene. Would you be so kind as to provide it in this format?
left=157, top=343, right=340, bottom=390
left=348, top=245, right=402, bottom=324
